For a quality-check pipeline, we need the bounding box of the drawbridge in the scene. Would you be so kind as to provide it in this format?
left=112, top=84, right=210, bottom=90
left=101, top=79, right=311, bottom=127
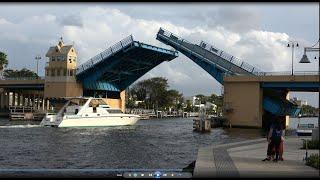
left=156, top=27, right=300, bottom=117
left=76, top=35, right=178, bottom=94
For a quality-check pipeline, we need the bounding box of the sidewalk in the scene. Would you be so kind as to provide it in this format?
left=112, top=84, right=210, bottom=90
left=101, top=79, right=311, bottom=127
left=193, top=137, right=319, bottom=177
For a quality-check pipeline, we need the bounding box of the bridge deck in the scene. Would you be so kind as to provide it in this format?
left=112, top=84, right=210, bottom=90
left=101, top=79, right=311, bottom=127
left=76, top=35, right=178, bottom=91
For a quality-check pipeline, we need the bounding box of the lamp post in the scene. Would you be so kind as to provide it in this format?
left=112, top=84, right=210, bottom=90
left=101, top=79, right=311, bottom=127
left=35, top=55, right=41, bottom=79
left=299, top=38, right=320, bottom=73
left=287, top=41, right=299, bottom=76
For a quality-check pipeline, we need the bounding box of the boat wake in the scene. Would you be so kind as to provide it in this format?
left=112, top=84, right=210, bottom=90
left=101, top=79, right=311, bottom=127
left=0, top=124, right=41, bottom=128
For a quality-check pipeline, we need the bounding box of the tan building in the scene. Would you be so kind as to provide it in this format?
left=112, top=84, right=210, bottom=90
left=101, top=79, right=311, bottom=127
left=44, top=38, right=83, bottom=99
left=43, top=38, right=125, bottom=112
left=223, top=74, right=319, bottom=129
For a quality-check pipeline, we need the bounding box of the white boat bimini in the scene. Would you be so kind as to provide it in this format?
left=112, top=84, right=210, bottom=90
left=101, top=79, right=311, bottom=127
left=40, top=97, right=140, bottom=127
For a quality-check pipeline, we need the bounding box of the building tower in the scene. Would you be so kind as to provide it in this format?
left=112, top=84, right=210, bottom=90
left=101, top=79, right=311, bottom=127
left=44, top=37, right=83, bottom=99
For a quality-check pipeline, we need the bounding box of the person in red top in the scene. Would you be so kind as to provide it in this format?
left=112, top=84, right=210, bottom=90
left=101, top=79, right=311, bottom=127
left=262, top=118, right=285, bottom=162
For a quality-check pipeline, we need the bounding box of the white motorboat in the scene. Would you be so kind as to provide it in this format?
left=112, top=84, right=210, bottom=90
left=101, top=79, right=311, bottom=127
left=296, top=123, right=316, bottom=136
left=40, top=97, right=140, bottom=127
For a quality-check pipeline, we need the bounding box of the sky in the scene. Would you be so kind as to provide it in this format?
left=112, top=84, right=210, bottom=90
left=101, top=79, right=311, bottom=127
left=0, top=2, right=319, bottom=107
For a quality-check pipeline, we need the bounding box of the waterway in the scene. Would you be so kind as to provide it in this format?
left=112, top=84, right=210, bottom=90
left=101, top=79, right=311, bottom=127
left=0, top=117, right=262, bottom=171
left=0, top=117, right=317, bottom=174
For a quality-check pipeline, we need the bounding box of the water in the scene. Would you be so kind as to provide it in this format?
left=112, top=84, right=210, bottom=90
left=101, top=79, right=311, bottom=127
left=0, top=117, right=261, bottom=170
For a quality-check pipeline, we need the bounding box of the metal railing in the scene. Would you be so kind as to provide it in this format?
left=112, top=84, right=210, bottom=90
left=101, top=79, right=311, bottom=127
left=76, top=35, right=134, bottom=75
left=157, top=28, right=234, bottom=74
left=256, top=71, right=319, bottom=76
left=224, top=71, right=319, bottom=76
left=158, top=28, right=264, bottom=76
left=199, top=41, right=264, bottom=75
left=0, top=76, right=45, bottom=80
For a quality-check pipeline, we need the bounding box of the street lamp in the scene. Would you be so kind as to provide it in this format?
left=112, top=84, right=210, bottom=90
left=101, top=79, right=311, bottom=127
left=299, top=38, right=320, bottom=73
left=35, top=55, right=41, bottom=79
left=287, top=40, right=299, bottom=76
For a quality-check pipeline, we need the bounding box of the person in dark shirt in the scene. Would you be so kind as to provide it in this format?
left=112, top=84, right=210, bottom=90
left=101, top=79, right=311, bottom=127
left=262, top=119, right=276, bottom=161
left=268, top=120, right=283, bottom=162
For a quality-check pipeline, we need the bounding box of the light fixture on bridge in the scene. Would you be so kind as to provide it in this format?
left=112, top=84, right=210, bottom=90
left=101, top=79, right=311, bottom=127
left=299, top=38, right=319, bottom=64
left=287, top=40, right=300, bottom=76
left=299, top=53, right=311, bottom=63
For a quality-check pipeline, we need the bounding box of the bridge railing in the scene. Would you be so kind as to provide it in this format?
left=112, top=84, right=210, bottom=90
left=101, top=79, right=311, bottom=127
left=199, top=41, right=264, bottom=75
left=0, top=76, right=45, bottom=80
left=225, top=71, right=319, bottom=76
left=157, top=28, right=234, bottom=74
left=256, top=71, right=319, bottom=76
left=158, top=27, right=264, bottom=76
left=76, top=35, right=134, bottom=75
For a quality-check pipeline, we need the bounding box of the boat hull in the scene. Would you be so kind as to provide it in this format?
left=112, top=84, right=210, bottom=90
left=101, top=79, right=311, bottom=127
left=58, top=116, right=140, bottom=127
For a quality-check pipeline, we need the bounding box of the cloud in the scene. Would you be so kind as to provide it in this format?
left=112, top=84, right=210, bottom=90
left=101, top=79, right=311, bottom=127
left=58, top=14, right=83, bottom=27
left=0, top=5, right=315, bottom=98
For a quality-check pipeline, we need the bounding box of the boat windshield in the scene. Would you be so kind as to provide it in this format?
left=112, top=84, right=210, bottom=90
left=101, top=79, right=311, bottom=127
left=69, top=98, right=87, bottom=106
left=298, top=124, right=314, bottom=128
left=89, top=99, right=108, bottom=107
left=106, top=109, right=123, bottom=114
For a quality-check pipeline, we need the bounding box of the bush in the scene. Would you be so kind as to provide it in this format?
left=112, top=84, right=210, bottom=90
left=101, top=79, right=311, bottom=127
left=302, top=140, right=319, bottom=149
left=306, top=154, right=319, bottom=169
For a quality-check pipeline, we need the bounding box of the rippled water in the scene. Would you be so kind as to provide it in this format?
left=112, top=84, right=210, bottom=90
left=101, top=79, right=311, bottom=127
left=0, top=117, right=262, bottom=170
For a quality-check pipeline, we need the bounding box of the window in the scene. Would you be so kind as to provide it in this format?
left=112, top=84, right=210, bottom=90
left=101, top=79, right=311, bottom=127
left=51, top=69, right=55, bottom=76
left=46, top=69, right=49, bottom=76
left=93, top=107, right=97, bottom=113
left=52, top=57, right=55, bottom=61
left=106, top=109, right=123, bottom=114
left=63, top=69, right=67, bottom=76
left=70, top=69, right=74, bottom=76
left=57, top=69, right=61, bottom=76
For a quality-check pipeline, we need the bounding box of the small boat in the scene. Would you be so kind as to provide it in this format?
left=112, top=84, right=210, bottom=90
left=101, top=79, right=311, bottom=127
left=296, top=123, right=316, bottom=136
left=40, top=97, right=140, bottom=127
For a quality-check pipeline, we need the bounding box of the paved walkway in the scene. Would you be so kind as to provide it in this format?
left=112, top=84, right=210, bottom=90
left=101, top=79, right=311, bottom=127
left=194, top=137, right=319, bottom=177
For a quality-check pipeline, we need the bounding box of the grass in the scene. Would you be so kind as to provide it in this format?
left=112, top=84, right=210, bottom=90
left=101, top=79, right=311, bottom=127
left=306, top=154, right=319, bottom=169
left=301, top=140, right=320, bottom=149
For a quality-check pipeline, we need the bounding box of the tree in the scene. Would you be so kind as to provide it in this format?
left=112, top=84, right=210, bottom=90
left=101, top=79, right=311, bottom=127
left=128, top=77, right=184, bottom=111
left=3, top=68, right=38, bottom=78
left=195, top=94, right=206, bottom=104
left=0, top=51, right=9, bottom=78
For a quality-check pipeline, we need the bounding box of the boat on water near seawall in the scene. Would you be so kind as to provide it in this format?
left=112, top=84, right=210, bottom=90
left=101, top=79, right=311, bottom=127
left=296, top=123, right=317, bottom=136
left=40, top=97, right=140, bottom=127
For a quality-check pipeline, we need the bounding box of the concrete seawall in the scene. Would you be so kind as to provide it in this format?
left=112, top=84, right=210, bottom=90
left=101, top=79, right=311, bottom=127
left=194, top=137, right=319, bottom=177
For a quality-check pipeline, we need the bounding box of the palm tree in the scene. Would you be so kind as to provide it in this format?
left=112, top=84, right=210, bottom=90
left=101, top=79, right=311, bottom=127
left=0, top=51, right=8, bottom=79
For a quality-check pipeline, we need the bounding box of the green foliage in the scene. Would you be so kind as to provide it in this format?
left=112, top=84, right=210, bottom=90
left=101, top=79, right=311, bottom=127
left=128, top=77, right=183, bottom=110
left=3, top=68, right=38, bottom=78
left=302, top=140, right=319, bottom=149
left=306, top=154, right=319, bottom=169
left=0, top=51, right=9, bottom=70
left=300, top=105, right=318, bottom=116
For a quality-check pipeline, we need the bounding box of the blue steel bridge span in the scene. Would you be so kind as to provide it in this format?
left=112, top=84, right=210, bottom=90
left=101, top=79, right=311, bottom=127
left=155, top=27, right=307, bottom=117
left=75, top=35, right=178, bottom=93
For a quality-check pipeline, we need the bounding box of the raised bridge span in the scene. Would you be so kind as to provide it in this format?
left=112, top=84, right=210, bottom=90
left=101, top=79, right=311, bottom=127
left=156, top=27, right=314, bottom=117
left=1, top=28, right=318, bottom=128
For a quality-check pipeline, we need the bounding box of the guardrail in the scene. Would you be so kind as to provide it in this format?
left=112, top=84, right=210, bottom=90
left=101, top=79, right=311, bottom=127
left=0, top=76, right=45, bottom=80
left=157, top=28, right=234, bottom=75
left=158, top=27, right=264, bottom=76
left=76, top=35, right=134, bottom=75
left=199, top=41, right=264, bottom=75
left=225, top=71, right=319, bottom=76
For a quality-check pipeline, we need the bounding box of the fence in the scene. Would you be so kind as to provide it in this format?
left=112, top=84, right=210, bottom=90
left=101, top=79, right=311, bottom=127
left=76, top=35, right=134, bottom=75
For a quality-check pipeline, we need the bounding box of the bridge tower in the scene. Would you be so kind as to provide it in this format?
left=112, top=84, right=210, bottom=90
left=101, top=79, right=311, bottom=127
left=44, top=37, right=83, bottom=99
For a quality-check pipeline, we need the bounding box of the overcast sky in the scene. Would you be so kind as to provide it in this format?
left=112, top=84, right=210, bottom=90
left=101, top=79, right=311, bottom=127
left=0, top=3, right=319, bottom=106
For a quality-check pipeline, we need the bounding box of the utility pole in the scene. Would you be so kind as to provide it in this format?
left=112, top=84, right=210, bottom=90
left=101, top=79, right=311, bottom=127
left=35, top=55, right=41, bottom=79
left=287, top=41, right=299, bottom=76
